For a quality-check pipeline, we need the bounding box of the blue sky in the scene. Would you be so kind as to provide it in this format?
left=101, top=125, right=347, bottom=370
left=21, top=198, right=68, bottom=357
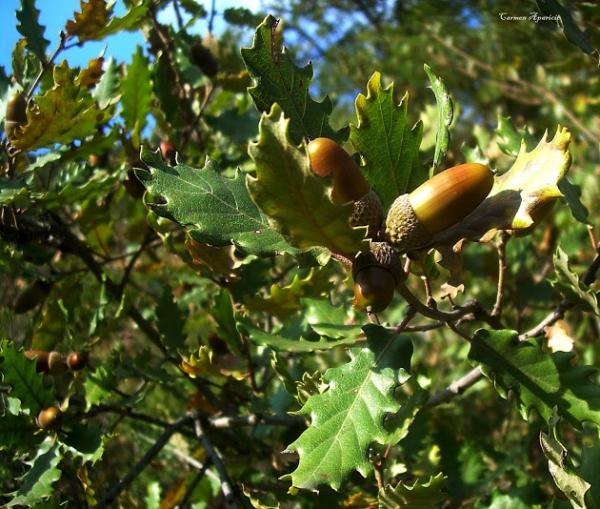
left=0, top=0, right=262, bottom=72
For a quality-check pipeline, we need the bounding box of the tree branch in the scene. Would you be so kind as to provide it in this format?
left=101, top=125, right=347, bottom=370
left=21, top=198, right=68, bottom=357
left=492, top=231, right=509, bottom=317
left=423, top=366, right=483, bottom=409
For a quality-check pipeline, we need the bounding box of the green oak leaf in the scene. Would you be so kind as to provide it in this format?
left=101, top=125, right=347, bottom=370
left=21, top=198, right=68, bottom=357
left=241, top=14, right=345, bottom=144
left=379, top=473, right=447, bottom=509
left=244, top=325, right=360, bottom=353
left=60, top=424, right=105, bottom=465
left=156, top=285, right=187, bottom=353
left=6, top=438, right=62, bottom=507
left=551, top=247, right=599, bottom=315
left=213, top=289, right=243, bottom=356
left=137, top=146, right=296, bottom=256
left=581, top=440, right=600, bottom=504
left=248, top=104, right=367, bottom=256
left=0, top=340, right=54, bottom=415
left=540, top=419, right=593, bottom=509
left=121, top=45, right=152, bottom=145
left=283, top=325, right=416, bottom=490
left=431, top=126, right=572, bottom=246
left=469, top=329, right=600, bottom=428
left=93, top=56, right=120, bottom=108
left=350, top=72, right=425, bottom=210
left=0, top=413, right=38, bottom=450
left=16, top=0, right=50, bottom=63
left=424, top=64, right=453, bottom=173
left=8, top=61, right=113, bottom=151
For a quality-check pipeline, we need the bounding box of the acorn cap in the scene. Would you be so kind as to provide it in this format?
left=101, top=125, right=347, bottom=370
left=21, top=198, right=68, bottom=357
left=385, top=194, right=432, bottom=251
left=386, top=163, right=493, bottom=251
left=349, top=189, right=383, bottom=239
left=353, top=241, right=402, bottom=284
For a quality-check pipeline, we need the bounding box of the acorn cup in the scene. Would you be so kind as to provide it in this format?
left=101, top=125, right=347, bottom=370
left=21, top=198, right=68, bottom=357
left=351, top=241, right=403, bottom=313
left=385, top=163, right=494, bottom=252
left=308, top=138, right=384, bottom=239
left=4, top=92, right=28, bottom=138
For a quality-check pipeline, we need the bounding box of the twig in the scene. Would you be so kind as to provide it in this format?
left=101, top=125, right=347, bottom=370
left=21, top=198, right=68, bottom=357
left=208, top=0, right=216, bottom=34
left=423, top=367, right=483, bottom=409
left=26, top=31, right=68, bottom=100
left=421, top=274, right=436, bottom=309
left=395, top=305, right=416, bottom=332
left=520, top=249, right=600, bottom=340
left=174, top=461, right=211, bottom=509
left=118, top=229, right=154, bottom=296
left=194, top=418, right=241, bottom=509
left=96, top=414, right=194, bottom=508
left=492, top=231, right=509, bottom=317
left=173, top=0, right=183, bottom=31
left=587, top=225, right=598, bottom=251
left=208, top=414, right=304, bottom=428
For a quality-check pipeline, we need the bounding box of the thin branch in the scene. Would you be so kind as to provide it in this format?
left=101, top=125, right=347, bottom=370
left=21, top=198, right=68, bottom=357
left=395, top=305, right=416, bottom=332
left=173, top=0, right=184, bottom=31
left=423, top=367, right=483, bottom=410
left=194, top=418, right=241, bottom=509
left=520, top=248, right=600, bottom=340
left=26, top=31, right=67, bottom=100
left=492, top=231, right=509, bottom=317
left=208, top=414, right=304, bottom=429
left=174, top=462, right=211, bottom=509
left=207, top=0, right=216, bottom=34
left=96, top=414, right=194, bottom=508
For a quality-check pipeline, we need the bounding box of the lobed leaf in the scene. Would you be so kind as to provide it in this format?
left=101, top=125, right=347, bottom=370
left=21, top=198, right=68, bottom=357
left=121, top=45, right=152, bottom=145
left=469, top=329, right=600, bottom=429
left=378, top=473, right=447, bottom=509
left=424, top=64, right=453, bottom=174
left=248, top=104, right=367, bottom=256
left=349, top=72, right=425, bottom=210
left=241, top=14, right=345, bottom=144
left=551, top=247, right=599, bottom=315
left=283, top=326, right=417, bottom=490
left=0, top=340, right=54, bottom=415
left=245, top=325, right=360, bottom=353
left=16, top=0, right=49, bottom=63
left=137, top=146, right=296, bottom=256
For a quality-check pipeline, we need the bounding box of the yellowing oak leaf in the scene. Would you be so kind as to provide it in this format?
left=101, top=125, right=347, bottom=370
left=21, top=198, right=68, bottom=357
left=248, top=104, right=368, bottom=256
left=66, top=0, right=110, bottom=40
left=8, top=61, right=113, bottom=151
left=75, top=56, right=105, bottom=88
left=430, top=126, right=571, bottom=247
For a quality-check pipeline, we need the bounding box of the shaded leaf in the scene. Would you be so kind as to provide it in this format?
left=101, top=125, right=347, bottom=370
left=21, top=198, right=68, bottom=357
left=121, top=45, right=151, bottom=144
left=0, top=413, right=38, bottom=450
left=0, top=340, right=54, bottom=415
left=424, top=64, right=453, bottom=173
left=558, top=178, right=590, bottom=225
left=248, top=104, right=367, bottom=256
left=241, top=15, right=345, bottom=144
left=469, top=329, right=600, bottom=428
left=16, top=0, right=49, bottom=62
left=379, top=473, right=446, bottom=509
left=60, top=424, right=104, bottom=464
left=245, top=325, right=360, bottom=353
left=6, top=439, right=62, bottom=507
left=137, top=147, right=295, bottom=256
left=212, top=289, right=243, bottom=356
left=156, top=285, right=187, bottom=353
left=283, top=325, right=415, bottom=490
left=349, top=72, right=425, bottom=210
left=552, top=247, right=599, bottom=315
left=537, top=0, right=597, bottom=55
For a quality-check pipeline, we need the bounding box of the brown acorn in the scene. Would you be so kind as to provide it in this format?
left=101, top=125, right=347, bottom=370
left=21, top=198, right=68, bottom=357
left=13, top=280, right=53, bottom=314
left=190, top=41, right=219, bottom=78
left=308, top=138, right=383, bottom=238
left=351, top=242, right=402, bottom=313
left=36, top=406, right=62, bottom=430
left=386, top=163, right=494, bottom=252
left=4, top=92, right=28, bottom=138
left=160, top=139, right=177, bottom=165
left=66, top=351, right=88, bottom=371
left=25, top=350, right=67, bottom=374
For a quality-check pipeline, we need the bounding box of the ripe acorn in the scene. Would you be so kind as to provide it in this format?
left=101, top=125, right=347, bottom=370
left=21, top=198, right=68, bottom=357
left=308, top=138, right=383, bottom=238
left=351, top=242, right=402, bottom=313
left=386, top=163, right=494, bottom=252
left=13, top=280, right=53, bottom=314
left=190, top=41, right=218, bottom=78
left=36, top=406, right=62, bottom=430
left=25, top=350, right=68, bottom=375
left=4, top=92, right=28, bottom=138
left=160, top=139, right=176, bottom=165
left=66, top=351, right=88, bottom=371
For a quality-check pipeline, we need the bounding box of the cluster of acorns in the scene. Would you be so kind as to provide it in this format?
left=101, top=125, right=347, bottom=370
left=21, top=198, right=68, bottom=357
left=25, top=350, right=89, bottom=430
left=308, top=138, right=494, bottom=313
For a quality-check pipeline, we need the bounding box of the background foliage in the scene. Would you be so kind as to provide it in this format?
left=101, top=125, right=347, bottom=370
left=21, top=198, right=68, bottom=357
left=1, top=0, right=600, bottom=507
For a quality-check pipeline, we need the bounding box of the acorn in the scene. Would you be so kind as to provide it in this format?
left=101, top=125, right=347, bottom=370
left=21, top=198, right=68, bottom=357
left=386, top=163, right=494, bottom=252
left=66, top=351, right=88, bottom=371
left=160, top=139, right=176, bottom=165
left=351, top=242, right=402, bottom=313
left=36, top=406, right=62, bottom=430
left=190, top=41, right=218, bottom=78
left=13, top=280, right=53, bottom=314
left=4, top=92, right=28, bottom=138
left=308, top=138, right=383, bottom=238
left=25, top=350, right=68, bottom=375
